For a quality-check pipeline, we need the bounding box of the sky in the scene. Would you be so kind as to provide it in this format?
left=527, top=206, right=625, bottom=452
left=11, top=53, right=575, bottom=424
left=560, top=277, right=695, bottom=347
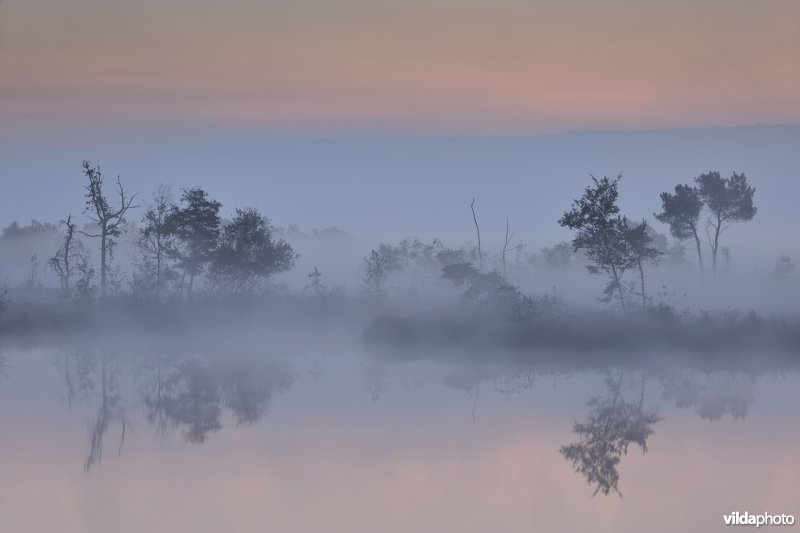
left=1, top=1, right=798, bottom=270
left=2, top=0, right=800, bottom=136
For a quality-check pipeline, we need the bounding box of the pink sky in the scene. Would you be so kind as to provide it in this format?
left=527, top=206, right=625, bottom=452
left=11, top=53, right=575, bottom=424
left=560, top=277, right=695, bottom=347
left=2, top=0, right=799, bottom=135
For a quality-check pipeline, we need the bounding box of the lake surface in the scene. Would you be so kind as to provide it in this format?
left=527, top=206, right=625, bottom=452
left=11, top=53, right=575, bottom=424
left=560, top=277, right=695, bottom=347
left=1, top=340, right=798, bottom=532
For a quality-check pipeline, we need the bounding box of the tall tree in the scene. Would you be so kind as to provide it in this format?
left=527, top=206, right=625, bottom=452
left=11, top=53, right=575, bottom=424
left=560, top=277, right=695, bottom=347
left=136, top=186, right=177, bottom=300
left=695, top=171, right=756, bottom=277
left=559, top=175, right=633, bottom=313
left=80, top=161, right=139, bottom=299
left=168, top=187, right=221, bottom=297
left=210, top=207, right=296, bottom=293
left=655, top=185, right=704, bottom=277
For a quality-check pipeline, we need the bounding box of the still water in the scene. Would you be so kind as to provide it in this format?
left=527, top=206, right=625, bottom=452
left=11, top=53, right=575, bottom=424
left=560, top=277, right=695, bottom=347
left=0, top=339, right=798, bottom=532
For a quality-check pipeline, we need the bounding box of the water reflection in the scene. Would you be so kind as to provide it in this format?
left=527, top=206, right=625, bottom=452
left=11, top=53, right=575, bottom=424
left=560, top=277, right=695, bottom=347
left=2, top=344, right=795, bottom=499
left=661, top=371, right=755, bottom=421
left=85, top=356, right=128, bottom=471
left=361, top=352, right=786, bottom=498
left=51, top=348, right=294, bottom=469
left=152, top=358, right=223, bottom=444
left=560, top=372, right=661, bottom=496
left=51, top=350, right=128, bottom=470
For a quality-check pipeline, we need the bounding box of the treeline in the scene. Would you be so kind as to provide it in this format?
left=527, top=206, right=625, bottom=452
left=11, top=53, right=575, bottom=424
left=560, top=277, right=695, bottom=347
left=357, top=170, right=761, bottom=315
left=47, top=161, right=296, bottom=303
left=556, top=171, right=757, bottom=312
left=0, top=162, right=781, bottom=322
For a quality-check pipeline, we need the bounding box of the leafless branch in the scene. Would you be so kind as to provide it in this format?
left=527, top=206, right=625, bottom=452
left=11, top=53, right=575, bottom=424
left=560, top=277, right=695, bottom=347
left=470, top=198, right=482, bottom=266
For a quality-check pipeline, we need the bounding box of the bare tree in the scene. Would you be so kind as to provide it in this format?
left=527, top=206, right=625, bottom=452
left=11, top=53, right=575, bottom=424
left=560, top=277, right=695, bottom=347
left=501, top=217, right=523, bottom=276
left=470, top=198, right=483, bottom=267
left=49, top=214, right=82, bottom=299
left=79, top=161, right=139, bottom=299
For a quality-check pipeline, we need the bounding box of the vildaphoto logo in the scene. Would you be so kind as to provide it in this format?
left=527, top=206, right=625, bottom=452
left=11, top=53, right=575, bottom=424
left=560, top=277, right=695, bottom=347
left=723, top=511, right=795, bottom=528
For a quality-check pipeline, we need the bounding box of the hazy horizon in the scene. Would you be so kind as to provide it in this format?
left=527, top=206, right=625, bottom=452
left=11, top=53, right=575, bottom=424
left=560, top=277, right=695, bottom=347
left=2, top=123, right=798, bottom=258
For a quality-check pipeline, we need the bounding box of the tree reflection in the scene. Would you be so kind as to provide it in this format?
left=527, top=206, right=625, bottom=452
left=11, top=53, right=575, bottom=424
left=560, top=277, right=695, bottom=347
left=220, top=359, right=293, bottom=425
left=54, top=350, right=129, bottom=471
left=85, top=356, right=127, bottom=471
left=159, top=359, right=222, bottom=444
left=53, top=349, right=97, bottom=407
left=140, top=355, right=293, bottom=442
left=42, top=346, right=773, bottom=476
left=142, top=360, right=171, bottom=440
left=560, top=372, right=661, bottom=496
left=661, top=371, right=754, bottom=421
left=55, top=348, right=296, bottom=467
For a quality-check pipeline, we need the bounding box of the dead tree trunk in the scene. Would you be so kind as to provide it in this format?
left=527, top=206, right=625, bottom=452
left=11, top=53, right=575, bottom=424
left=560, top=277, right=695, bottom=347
left=80, top=161, right=139, bottom=300
left=471, top=198, right=483, bottom=268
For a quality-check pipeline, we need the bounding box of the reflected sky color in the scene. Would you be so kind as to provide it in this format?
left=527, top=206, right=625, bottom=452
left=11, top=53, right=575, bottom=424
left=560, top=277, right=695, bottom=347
left=0, top=347, right=798, bottom=533
left=2, top=0, right=799, bottom=135
left=6, top=420, right=800, bottom=533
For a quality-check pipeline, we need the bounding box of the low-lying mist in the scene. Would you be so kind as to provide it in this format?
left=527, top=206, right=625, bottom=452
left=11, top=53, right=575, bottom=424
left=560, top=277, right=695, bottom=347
left=0, top=135, right=798, bottom=366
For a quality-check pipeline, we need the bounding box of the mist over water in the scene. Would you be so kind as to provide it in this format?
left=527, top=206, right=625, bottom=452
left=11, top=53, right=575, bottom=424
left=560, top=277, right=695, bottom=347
left=3, top=125, right=800, bottom=309
left=1, top=124, right=799, bottom=532
left=0, top=335, right=798, bottom=533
